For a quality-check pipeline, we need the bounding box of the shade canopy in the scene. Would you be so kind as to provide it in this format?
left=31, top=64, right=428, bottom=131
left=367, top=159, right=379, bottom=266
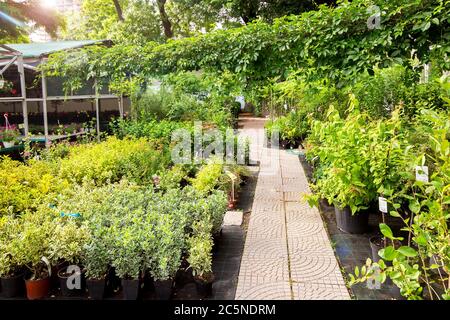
left=1, top=40, right=108, bottom=59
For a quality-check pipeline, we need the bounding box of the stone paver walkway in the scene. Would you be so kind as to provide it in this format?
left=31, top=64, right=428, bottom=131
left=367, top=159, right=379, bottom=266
left=235, top=117, right=350, bottom=300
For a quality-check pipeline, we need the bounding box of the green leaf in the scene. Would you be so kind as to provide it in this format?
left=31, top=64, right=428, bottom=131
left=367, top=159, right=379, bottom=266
left=389, top=210, right=401, bottom=218
left=379, top=246, right=397, bottom=261
left=379, top=223, right=394, bottom=240
left=397, top=246, right=417, bottom=257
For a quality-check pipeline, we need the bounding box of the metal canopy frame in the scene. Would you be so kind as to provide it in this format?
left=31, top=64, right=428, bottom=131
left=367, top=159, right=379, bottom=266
left=0, top=44, right=124, bottom=146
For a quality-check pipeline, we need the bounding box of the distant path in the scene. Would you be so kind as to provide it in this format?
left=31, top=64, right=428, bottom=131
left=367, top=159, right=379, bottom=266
left=235, top=116, right=350, bottom=300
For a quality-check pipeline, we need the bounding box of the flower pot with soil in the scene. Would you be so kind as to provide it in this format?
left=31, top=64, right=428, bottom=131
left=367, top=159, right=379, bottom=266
left=122, top=278, right=141, bottom=300
left=334, top=206, right=370, bottom=234
left=87, top=278, right=107, bottom=300
left=1, top=272, right=25, bottom=298
left=193, top=272, right=215, bottom=298
left=153, top=279, right=173, bottom=300
left=25, top=275, right=50, bottom=300
left=58, top=266, right=86, bottom=297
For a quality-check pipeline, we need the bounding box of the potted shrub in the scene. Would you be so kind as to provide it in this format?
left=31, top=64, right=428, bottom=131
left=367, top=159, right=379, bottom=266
left=149, top=215, right=184, bottom=300
left=305, top=109, right=376, bottom=234
left=187, top=222, right=215, bottom=298
left=111, top=225, right=145, bottom=300
left=49, top=221, right=90, bottom=296
left=0, top=127, right=20, bottom=148
left=19, top=212, right=55, bottom=300
left=0, top=217, right=26, bottom=298
left=84, top=234, right=111, bottom=300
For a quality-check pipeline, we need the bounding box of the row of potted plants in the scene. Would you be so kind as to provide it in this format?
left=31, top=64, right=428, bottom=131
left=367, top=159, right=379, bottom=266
left=303, top=103, right=449, bottom=299
left=0, top=179, right=228, bottom=300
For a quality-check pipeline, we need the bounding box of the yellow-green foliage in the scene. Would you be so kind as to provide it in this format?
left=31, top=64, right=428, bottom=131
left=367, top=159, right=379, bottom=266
left=58, top=137, right=168, bottom=185
left=191, top=161, right=223, bottom=194
left=0, top=157, right=70, bottom=216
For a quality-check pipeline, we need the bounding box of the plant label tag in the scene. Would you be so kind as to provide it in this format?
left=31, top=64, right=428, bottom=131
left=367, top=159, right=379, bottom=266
left=378, top=197, right=388, bottom=213
left=415, top=166, right=429, bottom=182
left=18, top=123, right=24, bottom=129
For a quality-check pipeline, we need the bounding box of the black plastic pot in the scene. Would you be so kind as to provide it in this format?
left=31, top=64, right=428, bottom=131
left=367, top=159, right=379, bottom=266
left=153, top=279, right=173, bottom=300
left=1, top=273, right=25, bottom=298
left=194, top=275, right=214, bottom=298
left=122, top=279, right=141, bottom=300
left=58, top=267, right=85, bottom=296
left=334, top=206, right=369, bottom=234
left=87, top=278, right=106, bottom=300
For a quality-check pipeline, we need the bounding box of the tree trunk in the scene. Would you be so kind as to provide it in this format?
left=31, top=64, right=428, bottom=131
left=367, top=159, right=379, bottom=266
left=156, top=0, right=173, bottom=38
left=112, top=0, right=124, bottom=21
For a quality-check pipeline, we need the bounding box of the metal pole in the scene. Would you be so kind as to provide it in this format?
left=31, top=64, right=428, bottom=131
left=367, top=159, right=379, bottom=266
left=41, top=63, right=49, bottom=147
left=17, top=55, right=28, bottom=136
left=94, top=81, right=100, bottom=141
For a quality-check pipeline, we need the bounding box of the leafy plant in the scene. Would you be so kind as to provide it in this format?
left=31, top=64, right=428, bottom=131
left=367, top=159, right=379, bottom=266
left=0, top=128, right=20, bottom=143
left=187, top=220, right=214, bottom=279
left=0, top=216, right=25, bottom=277
left=48, top=219, right=91, bottom=266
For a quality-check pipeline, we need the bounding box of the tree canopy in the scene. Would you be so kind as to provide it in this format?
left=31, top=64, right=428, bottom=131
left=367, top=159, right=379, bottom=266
left=0, top=0, right=62, bottom=43
left=42, top=0, right=450, bottom=94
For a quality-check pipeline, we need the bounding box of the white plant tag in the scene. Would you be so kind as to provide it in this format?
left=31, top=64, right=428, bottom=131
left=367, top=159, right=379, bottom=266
left=378, top=197, right=388, bottom=213
left=18, top=123, right=24, bottom=129
left=415, top=166, right=429, bottom=183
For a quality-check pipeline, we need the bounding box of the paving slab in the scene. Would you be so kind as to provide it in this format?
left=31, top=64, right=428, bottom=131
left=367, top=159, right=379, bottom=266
left=235, top=117, right=350, bottom=300
left=223, top=211, right=244, bottom=226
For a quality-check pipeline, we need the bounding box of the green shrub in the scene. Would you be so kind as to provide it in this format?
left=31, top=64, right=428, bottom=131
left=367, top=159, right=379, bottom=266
left=187, top=220, right=214, bottom=278
left=0, top=157, right=70, bottom=216
left=58, top=137, right=168, bottom=185
left=49, top=219, right=91, bottom=266
left=0, top=216, right=25, bottom=277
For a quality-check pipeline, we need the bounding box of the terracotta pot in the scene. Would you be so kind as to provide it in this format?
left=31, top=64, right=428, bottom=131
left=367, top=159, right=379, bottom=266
left=25, top=277, right=50, bottom=300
